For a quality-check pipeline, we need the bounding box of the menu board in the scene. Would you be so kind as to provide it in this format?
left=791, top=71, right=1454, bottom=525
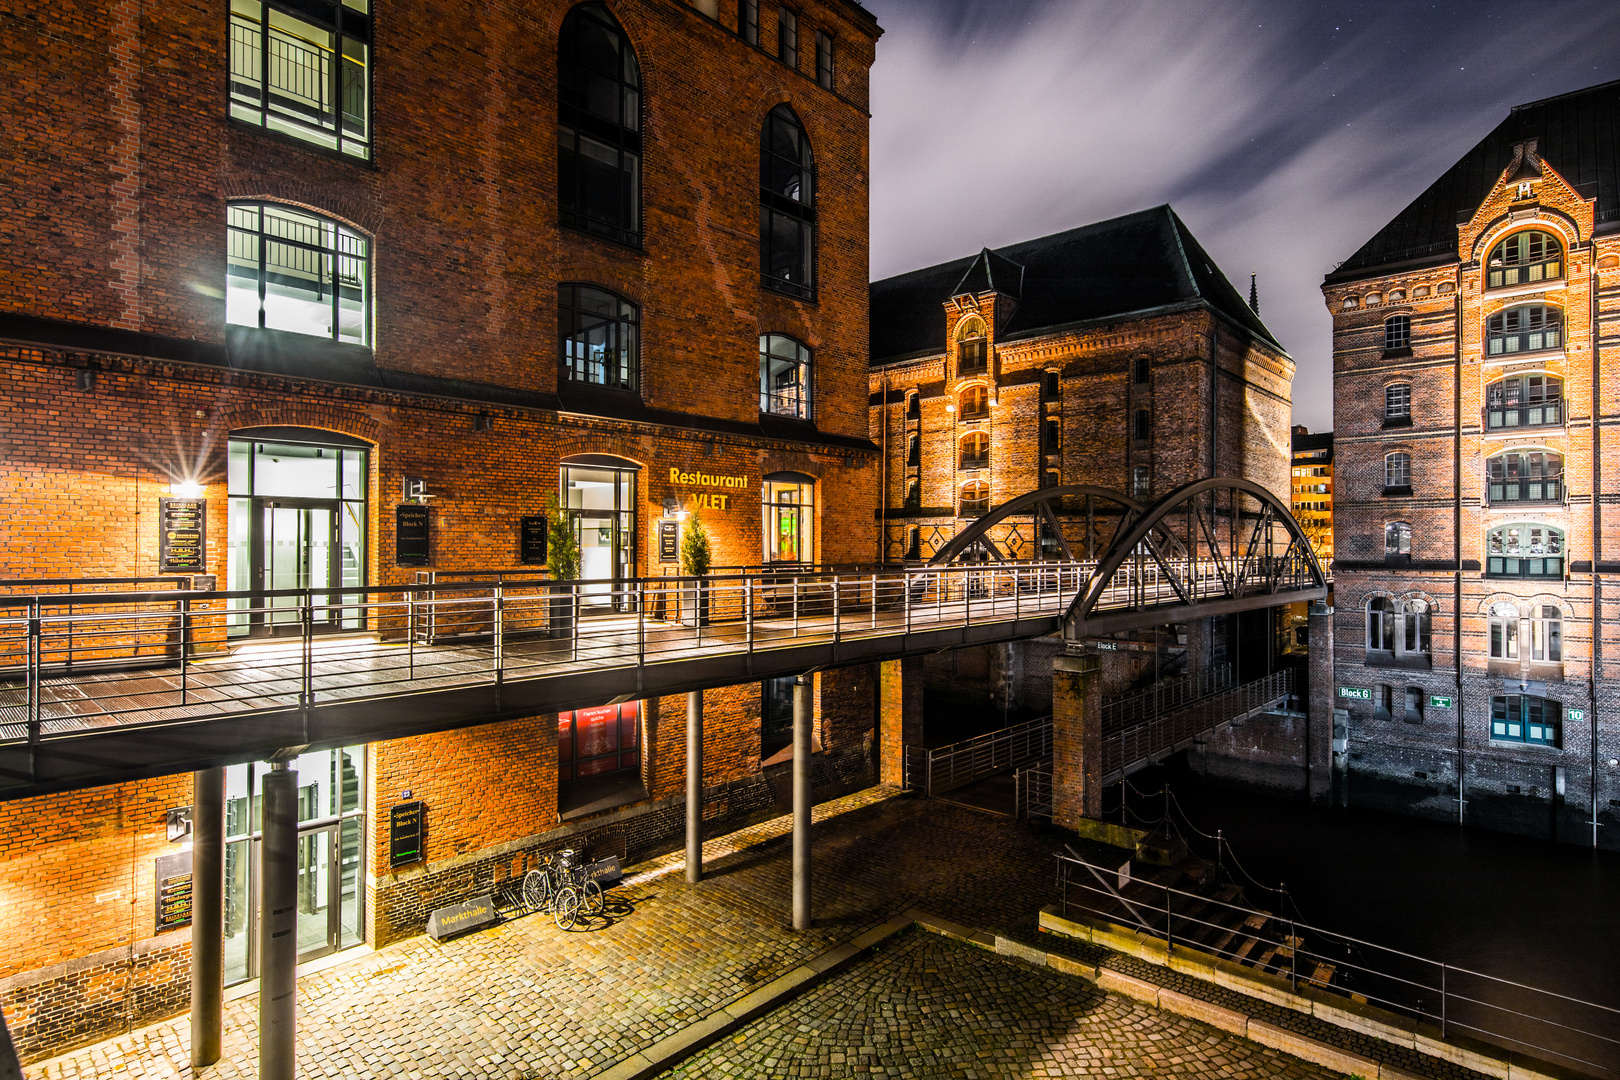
left=520, top=515, right=548, bottom=565
left=158, top=498, right=206, bottom=573
left=396, top=505, right=431, bottom=567
left=153, top=850, right=194, bottom=934
left=658, top=520, right=678, bottom=563
left=389, top=800, right=425, bottom=868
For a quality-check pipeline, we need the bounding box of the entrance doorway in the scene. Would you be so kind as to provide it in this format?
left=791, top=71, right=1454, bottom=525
left=222, top=747, right=366, bottom=986
left=227, top=431, right=368, bottom=637
left=763, top=473, right=815, bottom=564
left=561, top=457, right=638, bottom=611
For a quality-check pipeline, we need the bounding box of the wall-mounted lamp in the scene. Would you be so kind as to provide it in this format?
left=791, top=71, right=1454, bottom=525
left=76, top=369, right=96, bottom=391
left=169, top=481, right=204, bottom=499
left=944, top=402, right=956, bottom=414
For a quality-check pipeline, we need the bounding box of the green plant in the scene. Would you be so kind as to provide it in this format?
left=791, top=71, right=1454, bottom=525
left=680, top=511, right=712, bottom=577
left=547, top=496, right=580, bottom=582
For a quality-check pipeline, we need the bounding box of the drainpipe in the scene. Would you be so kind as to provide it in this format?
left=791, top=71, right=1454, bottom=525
left=1592, top=259, right=1602, bottom=849
left=880, top=368, right=888, bottom=564
left=1454, top=276, right=1465, bottom=825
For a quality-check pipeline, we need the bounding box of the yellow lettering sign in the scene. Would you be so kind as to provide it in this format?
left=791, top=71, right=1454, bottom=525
left=668, top=467, right=750, bottom=490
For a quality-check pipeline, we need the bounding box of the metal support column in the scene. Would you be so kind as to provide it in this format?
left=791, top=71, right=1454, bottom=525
left=685, top=690, right=704, bottom=884
left=259, top=761, right=298, bottom=1080
left=792, top=675, right=813, bottom=930
left=190, top=767, right=224, bottom=1068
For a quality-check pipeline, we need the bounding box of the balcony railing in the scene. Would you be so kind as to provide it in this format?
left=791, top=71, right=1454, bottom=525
left=1486, top=477, right=1563, bottom=505
left=1485, top=402, right=1562, bottom=430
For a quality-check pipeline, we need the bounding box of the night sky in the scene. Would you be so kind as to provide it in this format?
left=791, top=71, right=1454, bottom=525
left=863, top=0, right=1620, bottom=433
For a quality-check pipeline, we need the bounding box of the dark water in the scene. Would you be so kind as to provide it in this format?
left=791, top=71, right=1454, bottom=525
left=1117, top=763, right=1620, bottom=1073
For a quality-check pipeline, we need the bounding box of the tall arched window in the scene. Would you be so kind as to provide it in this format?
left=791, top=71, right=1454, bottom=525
left=559, top=4, right=642, bottom=245
left=1384, top=452, right=1411, bottom=491
left=227, top=202, right=371, bottom=345
left=1488, top=602, right=1519, bottom=660
left=1486, top=450, right=1563, bottom=505
left=906, top=432, right=920, bottom=466
left=1532, top=605, right=1562, bottom=662
left=1487, top=304, right=1562, bottom=356
left=1384, top=314, right=1411, bottom=351
left=760, top=105, right=816, bottom=298
left=904, top=476, right=920, bottom=509
left=960, top=480, right=989, bottom=515
left=958, top=320, right=987, bottom=375
left=1485, top=374, right=1562, bottom=429
left=559, top=284, right=638, bottom=390
left=1133, top=408, right=1151, bottom=444
left=1384, top=383, right=1411, bottom=424
left=1367, top=597, right=1395, bottom=652
left=959, top=431, right=989, bottom=470
left=1486, top=230, right=1562, bottom=289
left=958, top=384, right=988, bottom=420
left=759, top=334, right=812, bottom=418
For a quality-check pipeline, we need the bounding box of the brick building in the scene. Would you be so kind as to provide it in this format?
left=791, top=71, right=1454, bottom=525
left=0, top=0, right=883, bottom=1061
left=1290, top=426, right=1334, bottom=570
left=867, top=207, right=1296, bottom=714
left=1322, top=79, right=1620, bottom=848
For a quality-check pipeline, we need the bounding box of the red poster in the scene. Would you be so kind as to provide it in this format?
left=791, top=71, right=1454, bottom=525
left=575, top=704, right=619, bottom=760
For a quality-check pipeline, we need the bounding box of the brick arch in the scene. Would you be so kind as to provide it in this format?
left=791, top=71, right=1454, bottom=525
left=218, top=405, right=386, bottom=448
left=758, top=450, right=824, bottom=479
left=1396, top=588, right=1439, bottom=612
left=1469, top=212, right=1582, bottom=263
left=220, top=179, right=384, bottom=237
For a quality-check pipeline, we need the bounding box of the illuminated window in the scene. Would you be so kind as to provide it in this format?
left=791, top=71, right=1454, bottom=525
left=759, top=334, right=812, bottom=418
left=1485, top=523, right=1564, bottom=578
left=959, top=431, right=989, bottom=470
left=1486, top=230, right=1562, bottom=289
left=760, top=105, right=815, bottom=298
left=959, top=384, right=989, bottom=419
left=960, top=479, right=989, bottom=515
left=228, top=0, right=370, bottom=159
left=559, top=284, right=638, bottom=391
left=1487, top=305, right=1562, bottom=356
left=227, top=202, right=370, bottom=345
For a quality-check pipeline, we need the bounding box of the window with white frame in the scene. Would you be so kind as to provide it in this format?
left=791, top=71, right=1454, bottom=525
left=1532, top=604, right=1562, bottom=662
left=227, top=202, right=370, bottom=345
left=1488, top=601, right=1519, bottom=660
left=1385, top=383, right=1411, bottom=423
left=1384, top=521, right=1411, bottom=558
left=1367, top=596, right=1430, bottom=661
left=1385, top=452, right=1411, bottom=491
left=1384, top=314, right=1411, bottom=351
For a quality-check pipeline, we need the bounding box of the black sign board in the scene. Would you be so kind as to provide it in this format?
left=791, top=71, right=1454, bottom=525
left=154, top=849, right=194, bottom=934
left=658, top=520, right=679, bottom=563
left=426, top=894, right=495, bottom=941
left=520, top=515, right=548, bottom=565
left=389, top=800, right=425, bottom=867
left=395, top=505, right=431, bottom=567
left=158, top=498, right=206, bottom=573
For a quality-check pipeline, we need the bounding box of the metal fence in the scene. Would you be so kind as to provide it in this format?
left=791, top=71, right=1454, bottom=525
left=1102, top=669, right=1293, bottom=781
left=1053, top=848, right=1620, bottom=1080
left=903, top=715, right=1053, bottom=796
left=1015, top=757, right=1053, bottom=819
left=1100, top=664, right=1234, bottom=733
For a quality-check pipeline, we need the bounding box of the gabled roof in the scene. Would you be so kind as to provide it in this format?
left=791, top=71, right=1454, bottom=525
left=870, top=205, right=1283, bottom=365
left=1327, top=79, right=1620, bottom=283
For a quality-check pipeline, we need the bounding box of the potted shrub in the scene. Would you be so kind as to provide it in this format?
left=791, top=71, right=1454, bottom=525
left=680, top=510, right=712, bottom=627
left=546, top=497, right=580, bottom=639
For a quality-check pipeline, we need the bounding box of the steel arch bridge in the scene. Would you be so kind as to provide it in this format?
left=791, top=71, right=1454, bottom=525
left=930, top=478, right=1327, bottom=637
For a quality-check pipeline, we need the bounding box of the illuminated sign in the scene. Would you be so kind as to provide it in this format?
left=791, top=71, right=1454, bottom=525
left=1337, top=686, right=1371, bottom=701
left=668, top=468, right=750, bottom=511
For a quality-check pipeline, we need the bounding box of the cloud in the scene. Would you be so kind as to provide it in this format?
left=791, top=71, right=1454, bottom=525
left=865, top=0, right=1620, bottom=431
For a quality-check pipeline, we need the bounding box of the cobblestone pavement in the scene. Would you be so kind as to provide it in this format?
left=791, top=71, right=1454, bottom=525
left=661, top=929, right=1348, bottom=1079
left=23, top=788, right=1447, bottom=1079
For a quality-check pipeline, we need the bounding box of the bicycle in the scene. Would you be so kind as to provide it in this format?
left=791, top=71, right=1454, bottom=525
left=521, top=849, right=603, bottom=930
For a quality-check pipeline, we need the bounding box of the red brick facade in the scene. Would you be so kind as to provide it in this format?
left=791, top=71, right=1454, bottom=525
left=0, top=0, right=884, bottom=1060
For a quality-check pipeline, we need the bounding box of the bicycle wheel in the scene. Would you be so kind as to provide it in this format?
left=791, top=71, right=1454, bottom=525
left=522, top=869, right=550, bottom=912
left=553, top=886, right=580, bottom=930
left=582, top=878, right=603, bottom=915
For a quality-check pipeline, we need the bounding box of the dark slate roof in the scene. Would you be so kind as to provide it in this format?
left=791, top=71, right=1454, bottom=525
left=1291, top=428, right=1333, bottom=462
left=1328, top=79, right=1620, bottom=283
left=870, top=205, right=1283, bottom=364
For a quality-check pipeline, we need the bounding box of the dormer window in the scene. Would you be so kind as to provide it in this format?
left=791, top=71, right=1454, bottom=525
left=957, top=320, right=987, bottom=375
left=1487, top=231, right=1561, bottom=289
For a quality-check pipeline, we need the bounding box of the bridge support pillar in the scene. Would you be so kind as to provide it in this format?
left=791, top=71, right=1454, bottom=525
left=259, top=761, right=298, bottom=1080
left=792, top=675, right=812, bottom=930
left=190, top=767, right=224, bottom=1068
left=1052, top=653, right=1104, bottom=826
left=879, top=657, right=924, bottom=787
left=686, top=690, right=704, bottom=883
left=1306, top=602, right=1335, bottom=805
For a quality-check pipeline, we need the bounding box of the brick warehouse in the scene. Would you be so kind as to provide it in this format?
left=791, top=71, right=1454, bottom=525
left=0, top=0, right=883, bottom=1062
left=1322, top=79, right=1620, bottom=849
left=866, top=207, right=1297, bottom=717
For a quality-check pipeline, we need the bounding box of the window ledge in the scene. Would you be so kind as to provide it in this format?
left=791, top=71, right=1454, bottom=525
left=557, top=221, right=645, bottom=255
left=1365, top=650, right=1432, bottom=671
left=1382, top=415, right=1413, bottom=429
left=1382, top=347, right=1413, bottom=360
left=1487, top=739, right=1561, bottom=752
left=227, top=117, right=376, bottom=169
left=761, top=278, right=817, bottom=304
left=1382, top=486, right=1413, bottom=498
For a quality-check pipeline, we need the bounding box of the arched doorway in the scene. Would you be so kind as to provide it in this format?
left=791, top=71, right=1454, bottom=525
left=762, top=471, right=816, bottom=565
left=561, top=454, right=640, bottom=610
left=227, top=428, right=370, bottom=637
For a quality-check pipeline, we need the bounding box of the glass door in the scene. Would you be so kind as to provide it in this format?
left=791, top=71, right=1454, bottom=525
left=297, top=825, right=337, bottom=959
left=562, top=464, right=637, bottom=612
left=260, top=501, right=334, bottom=633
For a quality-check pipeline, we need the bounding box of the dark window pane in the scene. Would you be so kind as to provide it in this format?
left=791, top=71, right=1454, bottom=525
left=559, top=5, right=642, bottom=245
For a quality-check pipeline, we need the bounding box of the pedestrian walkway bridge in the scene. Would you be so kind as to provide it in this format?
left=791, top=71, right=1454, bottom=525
left=0, top=478, right=1325, bottom=799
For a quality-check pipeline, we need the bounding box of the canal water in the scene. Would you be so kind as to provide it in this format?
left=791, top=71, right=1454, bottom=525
left=1115, top=763, right=1620, bottom=1073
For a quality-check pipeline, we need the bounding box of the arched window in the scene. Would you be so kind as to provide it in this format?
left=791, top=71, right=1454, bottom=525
left=959, top=431, right=989, bottom=470
left=227, top=202, right=371, bottom=345
left=1384, top=383, right=1411, bottom=424
left=1133, top=356, right=1150, bottom=385
left=1384, top=522, right=1411, bottom=558
left=958, top=320, right=988, bottom=375
left=960, top=480, right=989, bottom=516
left=760, top=105, right=815, bottom=299
left=1384, top=452, right=1410, bottom=491
left=905, top=526, right=921, bottom=560
left=906, top=391, right=921, bottom=419
left=1485, top=374, right=1562, bottom=429
left=904, top=476, right=920, bottom=509
left=559, top=284, right=638, bottom=390
left=1367, top=597, right=1395, bottom=652
left=1487, top=304, right=1562, bottom=356
left=1489, top=601, right=1519, bottom=660
left=1532, top=605, right=1562, bottom=662
left=1384, top=314, right=1411, bottom=351
left=759, top=334, right=812, bottom=418
left=1486, top=450, right=1563, bottom=505
left=558, top=4, right=642, bottom=246
left=1367, top=597, right=1430, bottom=661
left=959, top=384, right=988, bottom=420
left=1486, top=523, right=1564, bottom=578
left=906, top=432, right=920, bottom=466
left=1486, top=230, right=1562, bottom=289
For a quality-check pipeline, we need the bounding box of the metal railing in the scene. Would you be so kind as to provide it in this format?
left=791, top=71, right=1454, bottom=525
left=1015, top=757, right=1052, bottom=819
left=903, top=715, right=1053, bottom=796
left=1053, top=848, right=1620, bottom=1079
left=1101, top=664, right=1234, bottom=733
left=0, top=561, right=1091, bottom=747
left=1102, top=669, right=1292, bottom=781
